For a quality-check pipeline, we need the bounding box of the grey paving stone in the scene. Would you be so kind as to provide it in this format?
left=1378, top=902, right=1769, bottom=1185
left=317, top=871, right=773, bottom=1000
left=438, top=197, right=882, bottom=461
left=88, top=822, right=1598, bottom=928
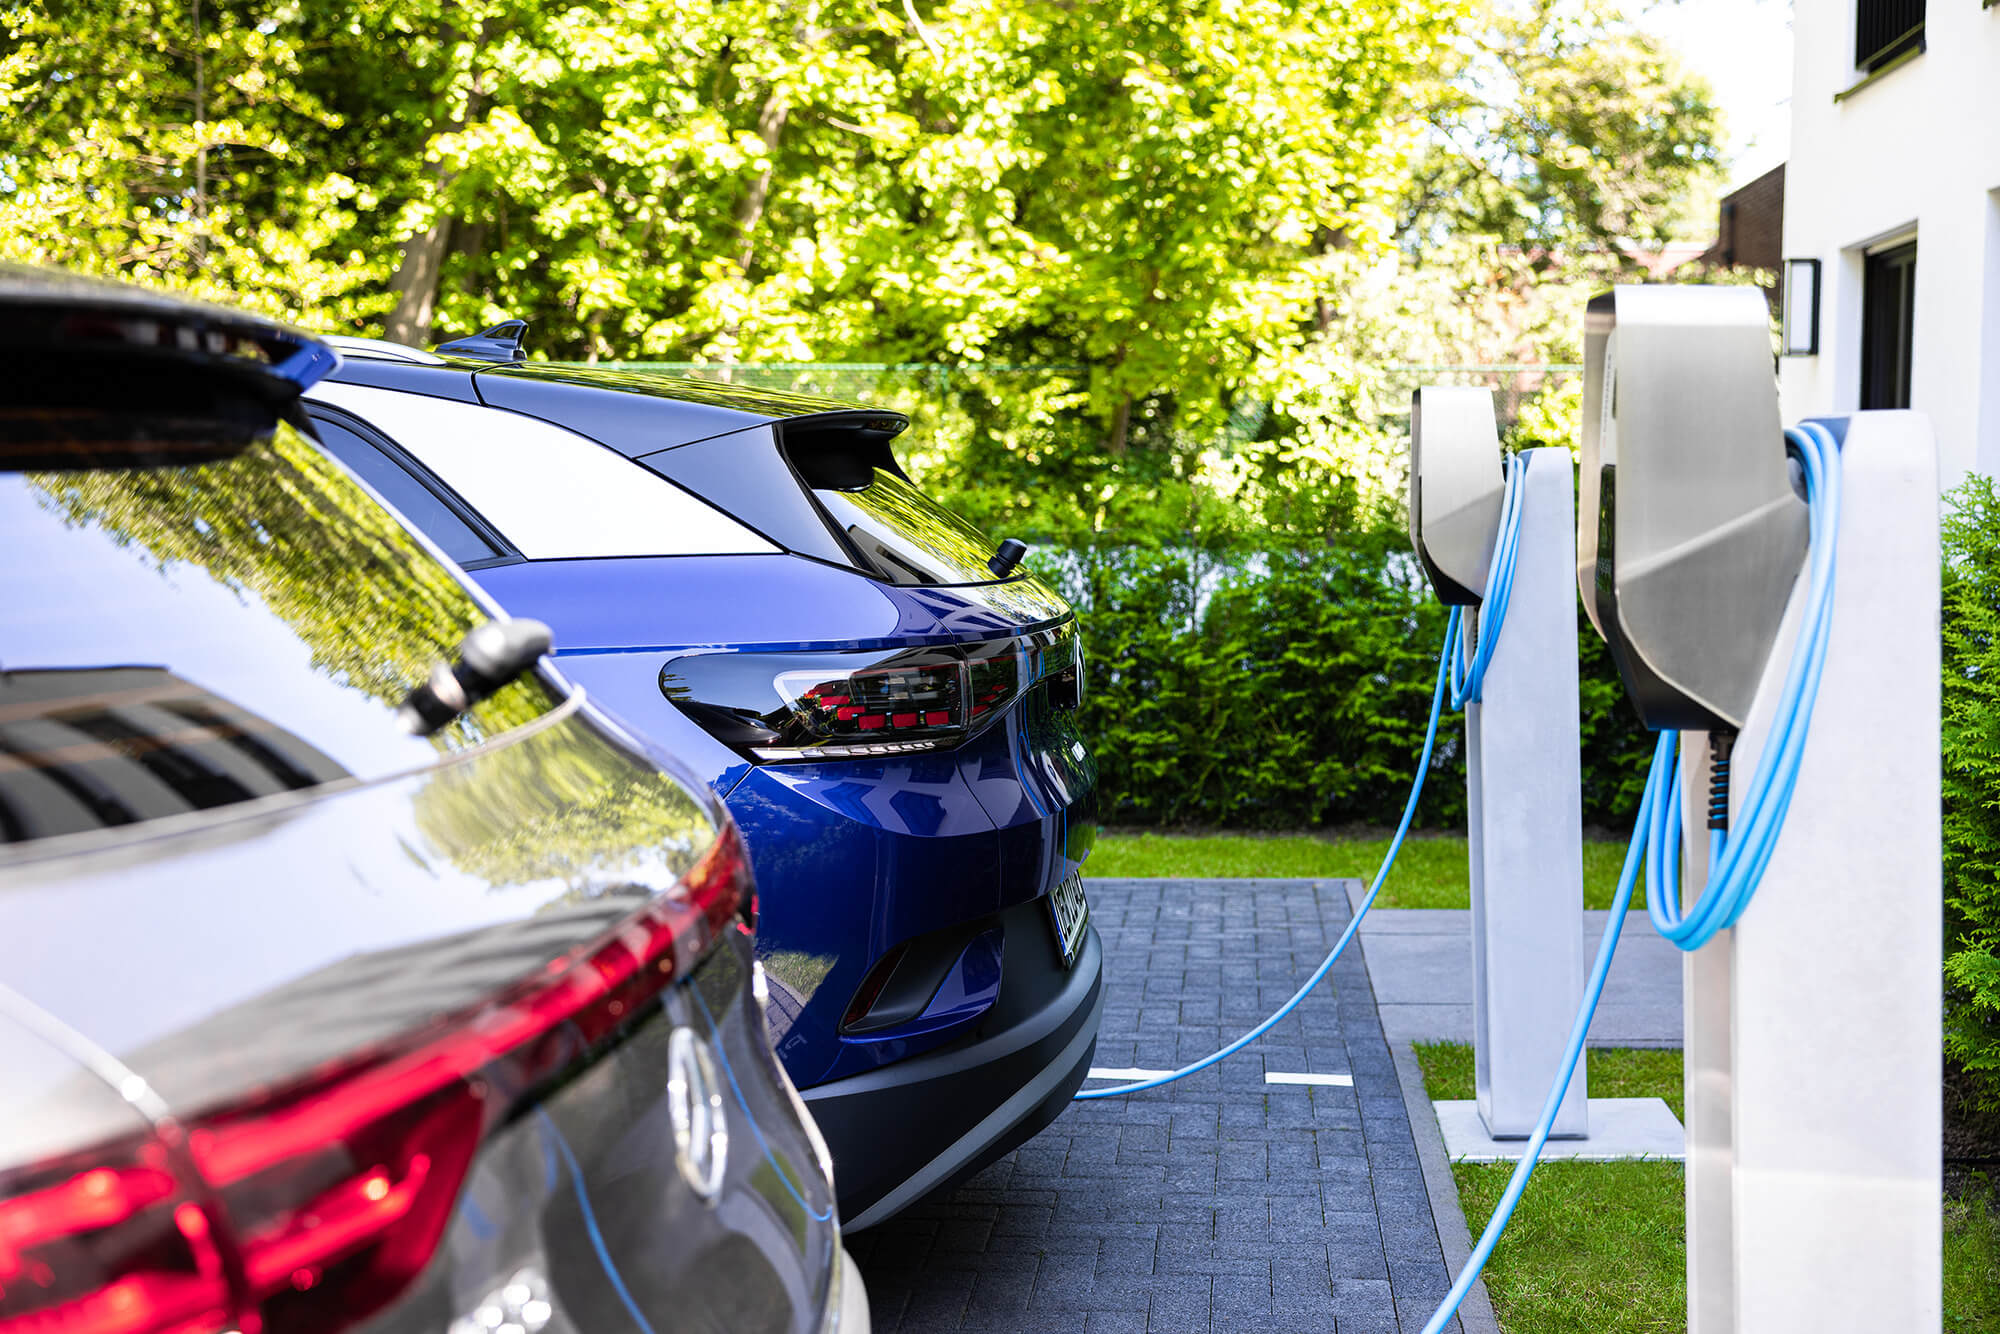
left=1345, top=886, right=1684, bottom=1045
left=1145, top=1275, right=1216, bottom=1333
left=858, top=878, right=1460, bottom=1333
left=1085, top=1313, right=1150, bottom=1334
left=1211, top=1272, right=1276, bottom=1322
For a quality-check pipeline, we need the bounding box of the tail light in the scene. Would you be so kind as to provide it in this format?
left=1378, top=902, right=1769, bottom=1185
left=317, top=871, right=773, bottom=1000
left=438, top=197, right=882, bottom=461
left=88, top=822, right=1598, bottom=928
left=661, top=622, right=1081, bottom=763
left=0, top=824, right=752, bottom=1334
left=0, top=1140, right=231, bottom=1334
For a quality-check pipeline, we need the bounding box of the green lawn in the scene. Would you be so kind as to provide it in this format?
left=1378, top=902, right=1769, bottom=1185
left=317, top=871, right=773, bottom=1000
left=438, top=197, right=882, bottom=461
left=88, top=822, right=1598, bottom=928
left=1948, top=1178, right=2000, bottom=1331
left=1415, top=1042, right=1685, bottom=1334
left=1414, top=1041, right=2000, bottom=1333
left=1091, top=831, right=1639, bottom=911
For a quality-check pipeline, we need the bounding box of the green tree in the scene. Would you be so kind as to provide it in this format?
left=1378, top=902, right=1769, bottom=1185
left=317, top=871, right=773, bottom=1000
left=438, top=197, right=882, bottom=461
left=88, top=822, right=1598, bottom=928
left=2, top=0, right=1724, bottom=546
left=0, top=0, right=383, bottom=322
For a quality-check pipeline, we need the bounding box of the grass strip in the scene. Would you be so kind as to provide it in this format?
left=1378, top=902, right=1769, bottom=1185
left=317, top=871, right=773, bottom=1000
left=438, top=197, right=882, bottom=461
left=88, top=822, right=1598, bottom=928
left=1091, top=831, right=1637, bottom=910
left=1414, top=1041, right=2000, bottom=1333
left=1414, top=1041, right=1686, bottom=1334
left=1947, top=1174, right=2000, bottom=1332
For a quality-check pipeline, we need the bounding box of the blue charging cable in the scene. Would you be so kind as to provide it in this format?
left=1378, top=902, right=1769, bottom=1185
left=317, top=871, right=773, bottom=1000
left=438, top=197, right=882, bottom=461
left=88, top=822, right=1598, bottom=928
left=1448, top=453, right=1528, bottom=709
left=1646, top=421, right=1844, bottom=948
left=1074, top=633, right=1450, bottom=1099
left=1418, top=421, right=1843, bottom=1333
left=1077, top=455, right=1531, bottom=1101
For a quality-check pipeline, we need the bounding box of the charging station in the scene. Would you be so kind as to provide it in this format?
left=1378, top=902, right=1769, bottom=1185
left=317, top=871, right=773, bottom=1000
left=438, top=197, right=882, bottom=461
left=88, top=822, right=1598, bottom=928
left=1083, top=285, right=1943, bottom=1334
left=1580, top=285, right=1942, bottom=1332
left=1411, top=386, right=1590, bottom=1140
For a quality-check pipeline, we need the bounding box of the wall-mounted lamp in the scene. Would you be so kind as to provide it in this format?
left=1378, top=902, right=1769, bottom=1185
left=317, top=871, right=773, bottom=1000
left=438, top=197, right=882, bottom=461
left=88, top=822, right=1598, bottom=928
left=1782, top=257, right=1821, bottom=356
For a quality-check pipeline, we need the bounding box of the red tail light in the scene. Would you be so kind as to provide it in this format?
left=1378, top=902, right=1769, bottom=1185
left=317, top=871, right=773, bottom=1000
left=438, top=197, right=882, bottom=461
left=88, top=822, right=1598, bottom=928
left=0, top=1143, right=230, bottom=1334
left=0, top=823, right=752, bottom=1334
left=659, top=621, right=1081, bottom=763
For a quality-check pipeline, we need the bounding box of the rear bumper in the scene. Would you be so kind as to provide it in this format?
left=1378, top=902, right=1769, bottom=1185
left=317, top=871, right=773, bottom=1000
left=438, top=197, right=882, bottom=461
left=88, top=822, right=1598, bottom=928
left=804, top=915, right=1102, bottom=1229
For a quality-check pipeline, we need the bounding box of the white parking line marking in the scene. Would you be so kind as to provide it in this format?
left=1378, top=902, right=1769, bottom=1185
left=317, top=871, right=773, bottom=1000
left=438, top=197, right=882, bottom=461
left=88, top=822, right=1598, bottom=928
left=1084, top=1067, right=1181, bottom=1081
left=1265, top=1072, right=1354, bottom=1087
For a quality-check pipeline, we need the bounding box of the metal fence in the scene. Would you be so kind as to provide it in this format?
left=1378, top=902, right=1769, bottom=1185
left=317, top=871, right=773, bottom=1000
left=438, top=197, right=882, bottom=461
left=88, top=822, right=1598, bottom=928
left=583, top=361, right=1584, bottom=438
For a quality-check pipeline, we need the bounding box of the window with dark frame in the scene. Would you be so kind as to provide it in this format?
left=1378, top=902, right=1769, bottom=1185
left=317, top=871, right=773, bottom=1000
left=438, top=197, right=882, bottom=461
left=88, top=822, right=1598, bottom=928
left=307, top=414, right=506, bottom=566
left=1855, top=0, right=1924, bottom=72
left=1861, top=240, right=1917, bottom=412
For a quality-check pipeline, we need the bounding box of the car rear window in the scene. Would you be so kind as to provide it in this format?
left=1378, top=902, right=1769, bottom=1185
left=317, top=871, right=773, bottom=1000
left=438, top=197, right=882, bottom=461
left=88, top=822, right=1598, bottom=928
left=808, top=465, right=1004, bottom=587
left=0, top=420, right=562, bottom=847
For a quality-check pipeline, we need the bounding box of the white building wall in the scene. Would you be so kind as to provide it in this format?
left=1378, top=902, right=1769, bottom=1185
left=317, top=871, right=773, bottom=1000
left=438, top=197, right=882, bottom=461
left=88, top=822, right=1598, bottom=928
left=1780, top=0, right=2000, bottom=487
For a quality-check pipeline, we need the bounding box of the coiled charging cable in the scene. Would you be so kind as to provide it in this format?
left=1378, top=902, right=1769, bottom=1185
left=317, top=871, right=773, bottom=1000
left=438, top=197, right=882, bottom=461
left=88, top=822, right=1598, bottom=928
left=1077, top=454, right=1529, bottom=1101
left=1646, top=420, right=1844, bottom=947
left=1419, top=421, right=1843, bottom=1333
left=1449, top=452, right=1529, bottom=709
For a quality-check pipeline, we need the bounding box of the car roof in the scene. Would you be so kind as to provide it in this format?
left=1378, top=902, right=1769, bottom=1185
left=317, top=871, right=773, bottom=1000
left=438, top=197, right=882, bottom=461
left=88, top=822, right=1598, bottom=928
left=325, top=348, right=910, bottom=458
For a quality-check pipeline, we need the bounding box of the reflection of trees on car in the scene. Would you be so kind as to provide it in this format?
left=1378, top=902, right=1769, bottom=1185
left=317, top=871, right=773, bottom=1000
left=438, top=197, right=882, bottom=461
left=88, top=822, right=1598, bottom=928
left=29, top=421, right=549, bottom=746
left=21, top=423, right=717, bottom=899
left=410, top=712, right=714, bottom=896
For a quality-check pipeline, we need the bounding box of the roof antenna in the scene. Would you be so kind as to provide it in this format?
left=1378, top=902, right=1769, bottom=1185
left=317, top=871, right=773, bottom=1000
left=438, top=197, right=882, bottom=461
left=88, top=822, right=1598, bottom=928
left=435, top=320, right=527, bottom=363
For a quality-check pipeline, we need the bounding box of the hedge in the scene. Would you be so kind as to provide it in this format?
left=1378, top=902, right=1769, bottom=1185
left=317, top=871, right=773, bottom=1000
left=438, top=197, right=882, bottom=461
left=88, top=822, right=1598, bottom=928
left=1053, top=537, right=1653, bottom=832
left=1945, top=476, right=2000, bottom=1108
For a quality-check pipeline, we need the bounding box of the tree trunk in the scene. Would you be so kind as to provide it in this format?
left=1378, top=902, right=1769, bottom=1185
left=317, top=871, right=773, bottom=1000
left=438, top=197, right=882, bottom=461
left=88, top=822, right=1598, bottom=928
left=718, top=88, right=790, bottom=364
left=1108, top=393, right=1132, bottom=455
left=382, top=210, right=453, bottom=346
left=734, top=90, right=790, bottom=271
left=382, top=13, right=491, bottom=347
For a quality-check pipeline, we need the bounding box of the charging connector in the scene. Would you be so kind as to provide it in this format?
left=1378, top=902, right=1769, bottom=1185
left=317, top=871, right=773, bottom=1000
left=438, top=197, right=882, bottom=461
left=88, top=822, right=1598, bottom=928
left=1707, top=730, right=1735, bottom=832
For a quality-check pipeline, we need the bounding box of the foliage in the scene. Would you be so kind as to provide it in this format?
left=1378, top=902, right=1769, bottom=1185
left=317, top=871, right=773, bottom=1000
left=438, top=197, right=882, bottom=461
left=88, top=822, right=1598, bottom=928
left=3, top=0, right=1729, bottom=544
left=1945, top=1173, right=2000, bottom=1333
left=1054, top=538, right=1653, bottom=833
left=1406, top=0, right=1724, bottom=264
left=1943, top=475, right=2000, bottom=1109
left=0, top=0, right=377, bottom=322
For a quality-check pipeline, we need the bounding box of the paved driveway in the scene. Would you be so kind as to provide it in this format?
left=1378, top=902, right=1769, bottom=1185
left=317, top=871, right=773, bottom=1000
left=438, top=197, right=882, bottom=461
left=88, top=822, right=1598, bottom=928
left=852, top=878, right=1464, bottom=1334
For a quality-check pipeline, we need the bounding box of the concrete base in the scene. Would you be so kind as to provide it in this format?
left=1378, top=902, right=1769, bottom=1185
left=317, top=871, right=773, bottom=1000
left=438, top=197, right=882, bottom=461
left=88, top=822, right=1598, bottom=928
left=1434, top=1097, right=1685, bottom=1162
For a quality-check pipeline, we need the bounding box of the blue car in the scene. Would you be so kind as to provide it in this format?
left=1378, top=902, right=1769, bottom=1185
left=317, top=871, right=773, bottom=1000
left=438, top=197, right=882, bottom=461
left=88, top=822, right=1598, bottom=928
left=303, top=330, right=1102, bottom=1228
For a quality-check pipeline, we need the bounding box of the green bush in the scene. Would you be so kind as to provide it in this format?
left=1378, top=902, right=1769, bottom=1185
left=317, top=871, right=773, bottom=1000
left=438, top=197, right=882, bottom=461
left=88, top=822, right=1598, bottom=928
left=1944, top=476, right=2000, bottom=1109
left=1052, top=536, right=1653, bottom=831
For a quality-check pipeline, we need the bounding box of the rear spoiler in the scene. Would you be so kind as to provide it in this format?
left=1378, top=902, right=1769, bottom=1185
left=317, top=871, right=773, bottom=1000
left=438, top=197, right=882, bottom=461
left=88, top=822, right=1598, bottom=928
left=779, top=409, right=911, bottom=487
left=0, top=265, right=338, bottom=466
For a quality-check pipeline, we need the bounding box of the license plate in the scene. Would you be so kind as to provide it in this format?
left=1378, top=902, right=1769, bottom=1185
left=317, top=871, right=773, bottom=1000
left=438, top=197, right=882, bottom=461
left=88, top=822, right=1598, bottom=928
left=1047, top=868, right=1090, bottom=969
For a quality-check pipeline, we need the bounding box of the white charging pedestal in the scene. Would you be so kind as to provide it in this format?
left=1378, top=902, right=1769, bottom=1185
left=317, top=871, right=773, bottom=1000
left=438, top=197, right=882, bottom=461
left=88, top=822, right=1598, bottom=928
left=1464, top=446, right=1589, bottom=1139
left=1682, top=411, right=1942, bottom=1333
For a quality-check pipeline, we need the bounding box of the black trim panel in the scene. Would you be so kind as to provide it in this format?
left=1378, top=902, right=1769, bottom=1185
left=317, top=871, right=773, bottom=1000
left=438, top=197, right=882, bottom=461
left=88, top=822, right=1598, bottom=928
left=802, top=902, right=1102, bottom=1227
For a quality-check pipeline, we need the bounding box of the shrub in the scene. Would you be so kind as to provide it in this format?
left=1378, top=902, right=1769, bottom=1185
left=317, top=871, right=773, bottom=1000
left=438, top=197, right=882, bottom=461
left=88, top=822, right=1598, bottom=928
left=1944, top=475, right=2000, bottom=1108
left=1054, top=535, right=1653, bottom=832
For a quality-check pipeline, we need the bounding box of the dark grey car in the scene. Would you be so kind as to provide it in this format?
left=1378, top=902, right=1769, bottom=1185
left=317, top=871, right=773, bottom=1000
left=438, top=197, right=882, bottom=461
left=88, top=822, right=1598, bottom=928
left=0, top=271, right=868, bottom=1334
